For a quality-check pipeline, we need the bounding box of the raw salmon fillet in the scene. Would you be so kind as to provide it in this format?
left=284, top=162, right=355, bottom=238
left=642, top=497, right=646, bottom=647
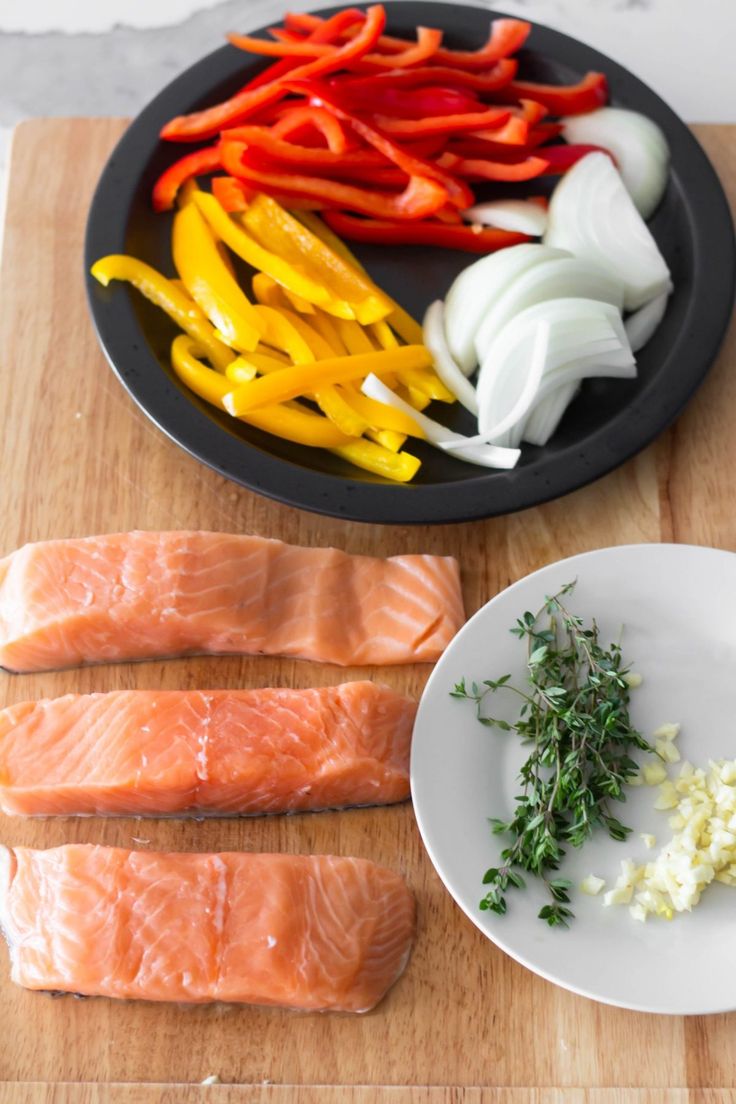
left=0, top=530, right=464, bottom=673
left=0, top=682, right=415, bottom=816
left=0, top=845, right=415, bottom=1011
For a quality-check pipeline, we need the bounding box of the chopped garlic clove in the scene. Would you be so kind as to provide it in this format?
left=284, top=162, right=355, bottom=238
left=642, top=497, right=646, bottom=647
left=653, top=723, right=680, bottom=741
left=580, top=874, right=605, bottom=896
left=643, top=760, right=668, bottom=786
left=640, top=833, right=656, bottom=849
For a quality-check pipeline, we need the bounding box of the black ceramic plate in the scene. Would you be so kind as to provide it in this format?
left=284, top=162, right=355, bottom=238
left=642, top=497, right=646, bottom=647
left=85, top=1, right=735, bottom=524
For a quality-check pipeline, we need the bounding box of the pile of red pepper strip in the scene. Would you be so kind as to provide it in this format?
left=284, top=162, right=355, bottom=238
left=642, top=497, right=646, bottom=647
left=154, top=3, right=610, bottom=252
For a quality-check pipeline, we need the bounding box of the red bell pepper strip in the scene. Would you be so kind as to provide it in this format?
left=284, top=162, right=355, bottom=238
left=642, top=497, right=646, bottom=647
left=494, top=71, right=608, bottom=116
left=270, top=105, right=351, bottom=153
left=160, top=4, right=386, bottom=141
left=525, top=122, right=564, bottom=147
left=152, top=145, right=221, bottom=211
left=513, top=98, right=548, bottom=125
left=431, top=19, right=531, bottom=69
left=328, top=59, right=518, bottom=94
left=221, top=141, right=449, bottom=219
left=468, top=114, right=528, bottom=146
left=372, top=105, right=510, bottom=138
left=221, top=126, right=407, bottom=177
left=271, top=24, right=443, bottom=70
left=243, top=10, right=366, bottom=92
left=210, top=175, right=326, bottom=211
left=437, top=150, right=550, bottom=182
left=211, top=175, right=251, bottom=212
left=285, top=79, right=474, bottom=209
left=539, top=142, right=614, bottom=172
left=322, top=210, right=529, bottom=253
left=321, top=84, right=483, bottom=118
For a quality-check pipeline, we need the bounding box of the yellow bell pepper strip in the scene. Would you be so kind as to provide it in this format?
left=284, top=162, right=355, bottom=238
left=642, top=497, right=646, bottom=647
left=309, top=310, right=348, bottom=354
left=267, top=311, right=372, bottom=437
left=251, top=304, right=315, bottom=364
left=171, top=336, right=351, bottom=448
left=222, top=356, right=257, bottom=383
left=270, top=307, right=336, bottom=361
left=366, top=429, right=407, bottom=452
left=312, top=387, right=368, bottom=438
left=338, top=391, right=421, bottom=437
left=400, top=384, right=432, bottom=411
left=192, top=190, right=347, bottom=317
left=90, top=254, right=235, bottom=373
left=369, top=319, right=399, bottom=349
left=238, top=194, right=393, bottom=324
left=294, top=210, right=424, bottom=343
left=331, top=438, right=421, bottom=483
left=401, top=368, right=456, bottom=402
left=172, top=201, right=263, bottom=352
left=251, top=272, right=314, bottom=315
left=226, top=352, right=290, bottom=381
left=334, top=317, right=377, bottom=356
left=224, top=345, right=432, bottom=416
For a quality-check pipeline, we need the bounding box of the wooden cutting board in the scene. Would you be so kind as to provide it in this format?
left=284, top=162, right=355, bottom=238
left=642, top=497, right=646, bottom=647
left=0, top=119, right=734, bottom=1101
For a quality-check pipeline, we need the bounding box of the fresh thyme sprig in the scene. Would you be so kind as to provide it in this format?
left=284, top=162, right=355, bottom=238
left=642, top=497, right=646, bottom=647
left=451, top=581, right=654, bottom=928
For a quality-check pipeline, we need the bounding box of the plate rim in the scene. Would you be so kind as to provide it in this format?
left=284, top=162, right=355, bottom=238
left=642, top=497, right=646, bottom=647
left=83, top=1, right=736, bottom=525
left=410, top=540, right=736, bottom=1015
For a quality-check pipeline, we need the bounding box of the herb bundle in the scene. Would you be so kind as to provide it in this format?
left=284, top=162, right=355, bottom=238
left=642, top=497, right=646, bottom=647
left=452, top=581, right=653, bottom=927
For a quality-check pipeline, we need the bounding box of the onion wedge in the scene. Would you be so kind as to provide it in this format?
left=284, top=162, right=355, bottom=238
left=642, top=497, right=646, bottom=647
left=443, top=243, right=567, bottom=374
left=624, top=290, right=670, bottom=352
left=423, top=300, right=479, bottom=414
left=462, top=199, right=548, bottom=236
left=543, top=152, right=671, bottom=310
left=476, top=298, right=636, bottom=439
left=360, top=374, right=520, bottom=469
left=561, top=107, right=670, bottom=218
left=474, top=255, right=624, bottom=363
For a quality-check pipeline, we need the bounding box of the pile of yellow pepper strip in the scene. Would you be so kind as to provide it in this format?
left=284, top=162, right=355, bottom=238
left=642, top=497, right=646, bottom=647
left=91, top=185, right=456, bottom=482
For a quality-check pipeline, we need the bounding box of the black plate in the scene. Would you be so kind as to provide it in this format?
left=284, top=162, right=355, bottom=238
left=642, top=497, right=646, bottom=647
left=84, top=1, right=735, bottom=524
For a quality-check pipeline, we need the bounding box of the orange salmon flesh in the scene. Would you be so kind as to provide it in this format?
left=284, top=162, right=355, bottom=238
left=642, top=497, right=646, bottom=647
left=0, top=845, right=415, bottom=1011
left=0, top=531, right=464, bottom=672
left=0, top=683, right=415, bottom=816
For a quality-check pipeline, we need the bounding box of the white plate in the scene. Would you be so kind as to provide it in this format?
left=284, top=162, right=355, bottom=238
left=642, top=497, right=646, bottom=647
left=411, top=543, right=736, bottom=1015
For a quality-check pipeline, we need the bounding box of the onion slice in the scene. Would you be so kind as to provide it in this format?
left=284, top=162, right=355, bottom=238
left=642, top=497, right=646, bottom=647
left=543, top=152, right=671, bottom=310
left=474, top=254, right=624, bottom=363
left=422, top=300, right=479, bottom=414
left=439, top=321, right=550, bottom=449
left=462, top=199, right=548, bottom=236
left=360, top=374, right=520, bottom=469
left=443, top=243, right=566, bottom=374
left=624, top=289, right=671, bottom=352
left=521, top=381, right=581, bottom=446
left=561, top=107, right=670, bottom=219
left=476, top=297, right=635, bottom=437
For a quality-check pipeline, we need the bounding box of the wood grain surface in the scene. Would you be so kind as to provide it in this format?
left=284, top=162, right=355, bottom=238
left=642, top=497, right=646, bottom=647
left=0, top=119, right=734, bottom=1095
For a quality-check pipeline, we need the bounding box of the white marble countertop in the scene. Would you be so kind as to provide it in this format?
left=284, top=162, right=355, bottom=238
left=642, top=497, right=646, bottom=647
left=0, top=0, right=734, bottom=239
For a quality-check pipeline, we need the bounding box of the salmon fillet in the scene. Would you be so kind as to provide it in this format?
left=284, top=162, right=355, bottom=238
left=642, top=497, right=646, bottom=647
left=0, top=530, right=464, bottom=673
left=0, top=845, right=415, bottom=1011
left=0, top=682, right=415, bottom=816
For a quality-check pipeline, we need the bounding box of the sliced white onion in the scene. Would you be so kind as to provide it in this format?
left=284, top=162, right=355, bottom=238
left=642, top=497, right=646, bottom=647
left=443, top=243, right=567, bottom=375
left=439, top=321, right=550, bottom=449
left=624, top=289, right=671, bottom=352
left=521, top=381, right=580, bottom=446
left=360, top=374, right=520, bottom=470
left=543, top=152, right=671, bottom=310
left=474, top=255, right=625, bottom=363
left=561, top=107, right=670, bottom=219
left=462, top=199, right=548, bottom=237
left=476, top=298, right=635, bottom=438
left=422, top=300, right=479, bottom=414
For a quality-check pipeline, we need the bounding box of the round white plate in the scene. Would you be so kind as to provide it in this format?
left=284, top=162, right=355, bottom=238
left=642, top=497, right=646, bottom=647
left=411, top=543, right=736, bottom=1015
